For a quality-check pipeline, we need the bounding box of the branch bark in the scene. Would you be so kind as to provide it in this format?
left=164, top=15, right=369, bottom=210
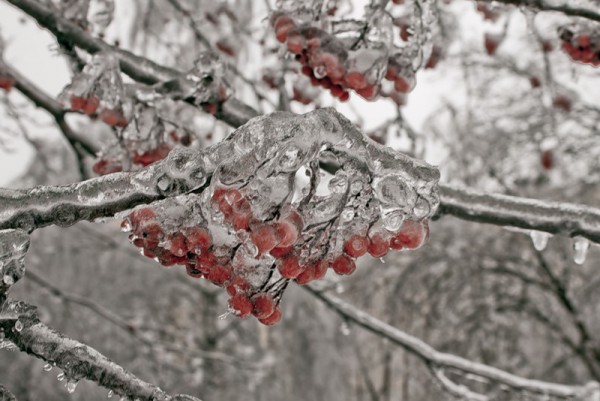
left=0, top=300, right=200, bottom=401
left=485, top=0, right=600, bottom=23
left=305, top=284, right=599, bottom=399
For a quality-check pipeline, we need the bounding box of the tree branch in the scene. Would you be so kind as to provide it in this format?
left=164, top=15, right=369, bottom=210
left=305, top=285, right=598, bottom=399
left=0, top=300, right=200, bottom=401
left=484, top=0, right=600, bottom=23
left=0, top=385, right=17, bottom=401
left=437, top=184, right=600, bottom=244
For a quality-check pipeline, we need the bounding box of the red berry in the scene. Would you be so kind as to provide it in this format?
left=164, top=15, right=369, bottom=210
left=313, top=260, right=329, bottom=280
left=252, top=293, right=276, bottom=319
left=295, top=265, right=314, bottom=285
left=258, top=306, right=282, bottom=326
left=332, top=255, right=356, bottom=275
left=100, top=109, right=128, bottom=127
left=70, top=95, right=87, bottom=111
left=541, top=149, right=554, bottom=170
left=196, top=251, right=218, bottom=272
left=274, top=16, right=296, bottom=43
left=278, top=255, right=303, bottom=279
left=206, top=264, right=231, bottom=286
left=251, top=224, right=280, bottom=254
left=182, top=227, right=212, bottom=252
left=270, top=245, right=293, bottom=259
left=484, top=33, right=501, bottom=55
left=167, top=232, right=188, bottom=257
left=83, top=96, right=100, bottom=115
left=0, top=76, right=15, bottom=92
left=344, top=235, right=369, bottom=258
left=392, top=220, right=428, bottom=250
left=368, top=233, right=389, bottom=258
left=345, top=71, right=368, bottom=90
left=226, top=275, right=249, bottom=296
left=286, top=33, right=305, bottom=54
left=229, top=293, right=253, bottom=317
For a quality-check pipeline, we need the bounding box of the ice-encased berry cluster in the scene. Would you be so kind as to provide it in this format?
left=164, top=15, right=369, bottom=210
left=271, top=9, right=424, bottom=102
left=559, top=24, right=600, bottom=66
left=122, top=108, right=440, bottom=325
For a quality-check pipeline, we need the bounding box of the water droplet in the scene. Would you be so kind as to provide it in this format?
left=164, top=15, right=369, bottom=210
left=277, top=144, right=305, bottom=172
left=530, top=231, right=550, bottom=251
left=374, top=175, right=415, bottom=208
left=66, top=380, right=78, bottom=394
left=328, top=174, right=348, bottom=194
left=573, top=237, right=590, bottom=265
left=14, top=320, right=23, bottom=332
left=43, top=363, right=53, bottom=372
left=313, top=65, right=327, bottom=79
left=382, top=209, right=404, bottom=231
left=412, top=197, right=430, bottom=220
left=3, top=274, right=14, bottom=286
left=57, top=372, right=66, bottom=381
left=340, top=321, right=351, bottom=336
left=107, top=390, right=114, bottom=398
left=341, top=208, right=355, bottom=222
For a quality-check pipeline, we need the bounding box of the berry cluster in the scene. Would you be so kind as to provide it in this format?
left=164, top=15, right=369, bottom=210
left=124, top=185, right=430, bottom=325
left=69, top=95, right=129, bottom=128
left=92, top=105, right=191, bottom=176
left=559, top=27, right=600, bottom=66
left=272, top=12, right=423, bottom=104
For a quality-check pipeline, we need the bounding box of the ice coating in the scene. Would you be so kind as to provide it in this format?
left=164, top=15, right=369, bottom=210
left=123, top=108, right=440, bottom=324
left=0, top=229, right=30, bottom=296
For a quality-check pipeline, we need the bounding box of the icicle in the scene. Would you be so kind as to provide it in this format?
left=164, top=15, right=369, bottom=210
left=530, top=230, right=550, bottom=251
left=339, top=321, right=351, bottom=336
left=14, top=319, right=23, bottom=332
left=573, top=237, right=590, bottom=265
left=66, top=380, right=78, bottom=394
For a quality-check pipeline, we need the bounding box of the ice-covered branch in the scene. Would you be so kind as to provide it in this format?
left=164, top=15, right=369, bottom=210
left=484, top=0, right=600, bottom=23
left=437, top=184, right=600, bottom=244
left=2, top=62, right=98, bottom=156
left=305, top=285, right=600, bottom=400
left=4, top=0, right=259, bottom=128
left=0, top=300, right=200, bottom=401
left=0, top=108, right=440, bottom=233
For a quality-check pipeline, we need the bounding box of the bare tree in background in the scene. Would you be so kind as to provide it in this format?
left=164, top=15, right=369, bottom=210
left=0, top=0, right=600, bottom=400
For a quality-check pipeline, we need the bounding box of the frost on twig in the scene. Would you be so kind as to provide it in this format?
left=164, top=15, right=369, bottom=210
left=0, top=229, right=29, bottom=302
left=0, top=299, right=200, bottom=401
left=306, top=285, right=600, bottom=400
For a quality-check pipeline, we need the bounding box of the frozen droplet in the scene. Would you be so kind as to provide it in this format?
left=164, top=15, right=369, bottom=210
left=66, top=380, right=78, bottom=394
left=3, top=274, right=14, bottom=286
left=335, top=283, right=345, bottom=294
left=107, top=390, right=114, bottom=398
left=530, top=231, right=551, bottom=251
left=374, top=175, right=415, bottom=208
left=43, top=363, right=53, bottom=372
left=382, top=209, right=404, bottom=231
left=277, top=144, right=305, bottom=172
left=57, top=372, right=66, bottom=382
left=340, top=321, right=351, bottom=336
left=313, top=65, right=327, bottom=79
left=341, top=208, right=355, bottom=222
left=156, top=175, right=174, bottom=193
left=328, top=174, right=348, bottom=194
left=412, top=197, right=430, bottom=220
left=14, top=319, right=23, bottom=332
left=573, top=237, right=590, bottom=265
